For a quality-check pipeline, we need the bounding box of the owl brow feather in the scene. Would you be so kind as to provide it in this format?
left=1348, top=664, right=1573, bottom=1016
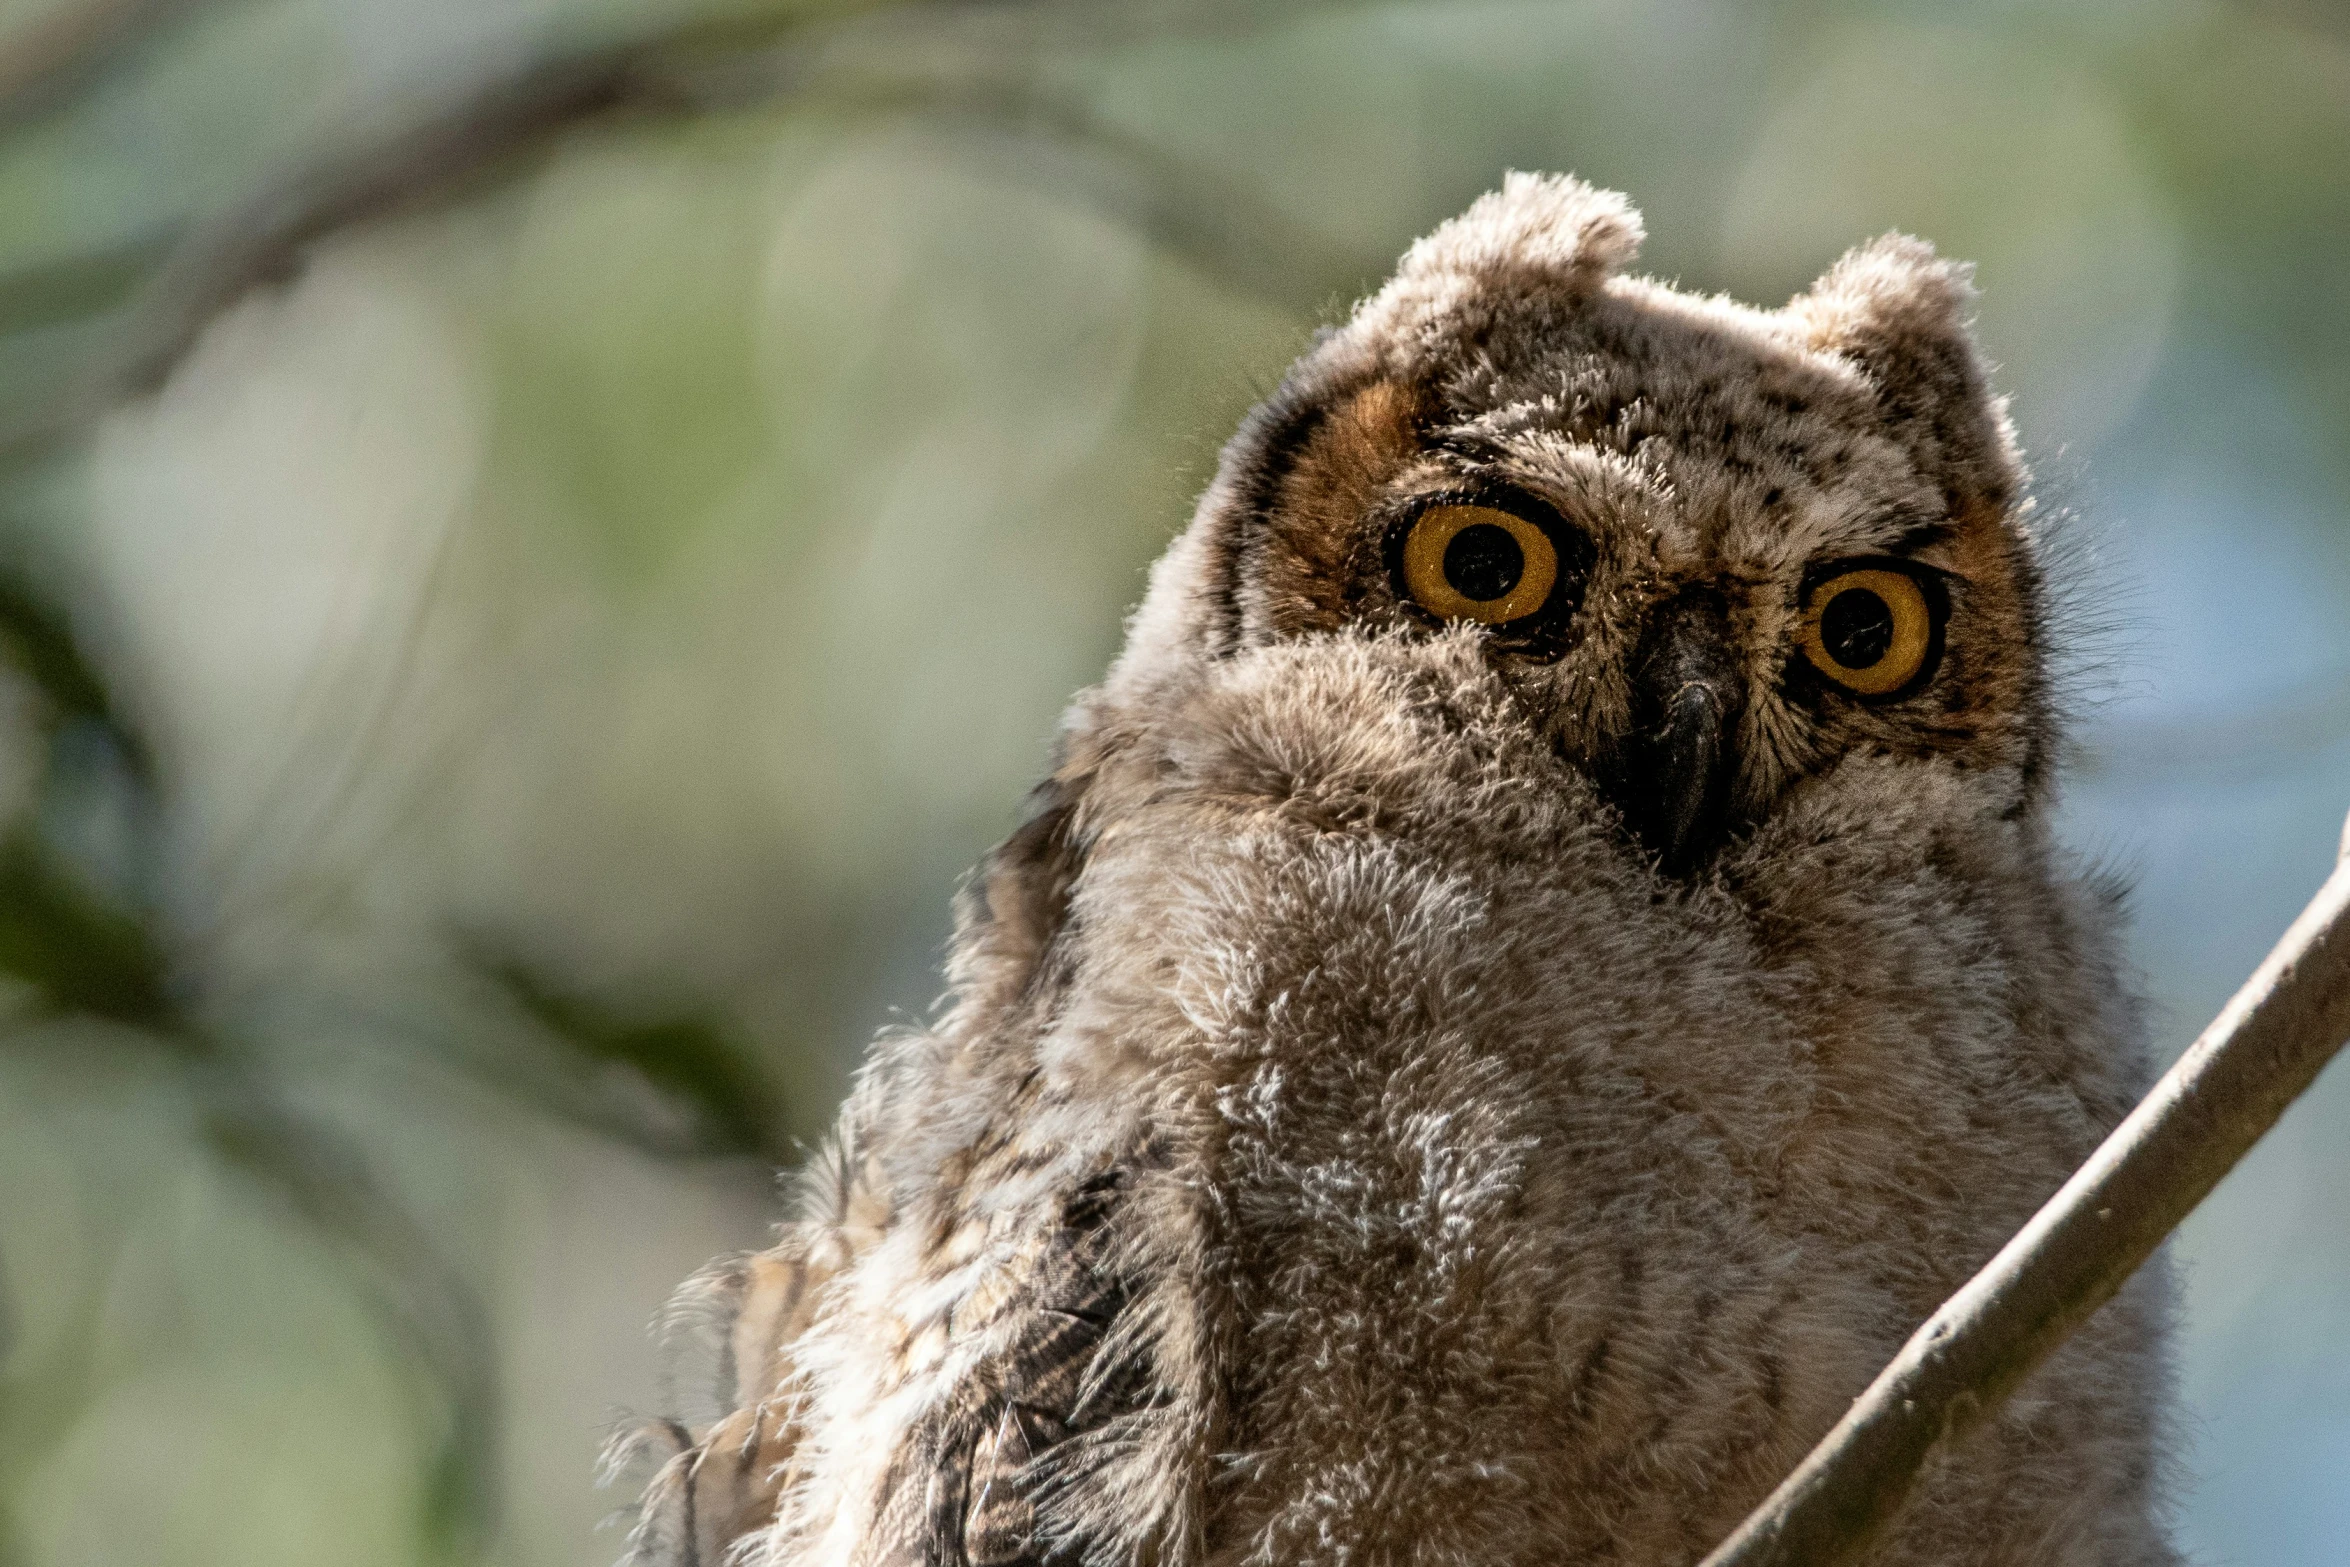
left=1427, top=422, right=1681, bottom=517
left=1890, top=517, right=1958, bottom=549
left=1879, top=518, right=1961, bottom=559
left=1446, top=394, right=1569, bottom=443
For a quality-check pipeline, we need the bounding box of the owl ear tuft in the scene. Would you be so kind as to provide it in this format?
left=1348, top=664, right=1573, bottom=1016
left=1793, top=234, right=2021, bottom=510
left=1795, top=233, right=1977, bottom=387
left=1407, top=171, right=1644, bottom=296
left=1354, top=173, right=1643, bottom=347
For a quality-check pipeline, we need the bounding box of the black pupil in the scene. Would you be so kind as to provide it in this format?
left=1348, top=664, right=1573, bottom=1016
left=1821, top=586, right=1895, bottom=669
left=1444, top=522, right=1525, bottom=603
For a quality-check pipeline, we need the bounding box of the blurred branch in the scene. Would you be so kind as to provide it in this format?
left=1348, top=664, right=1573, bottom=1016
left=0, top=0, right=1373, bottom=462
left=0, top=17, right=765, bottom=460
left=1700, top=824, right=2350, bottom=1567
left=0, top=827, right=169, bottom=1028
left=0, top=563, right=499, bottom=1557
left=908, top=94, right=1375, bottom=315
left=0, top=0, right=215, bottom=134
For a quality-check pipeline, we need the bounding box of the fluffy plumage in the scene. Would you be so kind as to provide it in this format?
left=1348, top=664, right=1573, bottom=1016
left=614, top=174, right=2174, bottom=1566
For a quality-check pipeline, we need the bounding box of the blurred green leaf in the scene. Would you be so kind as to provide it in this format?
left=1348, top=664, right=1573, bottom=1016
left=0, top=563, right=149, bottom=776
left=0, top=826, right=167, bottom=1029
left=472, top=942, right=791, bottom=1164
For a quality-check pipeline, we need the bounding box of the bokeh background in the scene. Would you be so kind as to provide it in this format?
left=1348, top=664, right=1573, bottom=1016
left=0, top=0, right=2343, bottom=1562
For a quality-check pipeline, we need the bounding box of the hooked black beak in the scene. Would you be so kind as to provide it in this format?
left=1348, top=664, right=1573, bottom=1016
left=1601, top=586, right=1742, bottom=876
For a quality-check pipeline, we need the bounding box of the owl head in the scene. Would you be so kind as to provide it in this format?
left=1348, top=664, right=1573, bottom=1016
left=1107, top=173, right=2054, bottom=876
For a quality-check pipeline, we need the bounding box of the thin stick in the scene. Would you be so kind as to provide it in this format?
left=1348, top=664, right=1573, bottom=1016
left=1700, top=817, right=2350, bottom=1567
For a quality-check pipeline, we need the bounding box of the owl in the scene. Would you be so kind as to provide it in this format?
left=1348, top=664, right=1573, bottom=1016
left=614, top=174, right=2175, bottom=1566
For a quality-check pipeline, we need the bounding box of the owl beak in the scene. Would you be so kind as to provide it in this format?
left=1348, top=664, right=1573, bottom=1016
left=1608, top=587, right=1741, bottom=876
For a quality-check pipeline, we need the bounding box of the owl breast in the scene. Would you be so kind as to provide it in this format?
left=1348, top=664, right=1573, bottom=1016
left=1073, top=635, right=2138, bottom=1567
left=1188, top=834, right=1819, bottom=1563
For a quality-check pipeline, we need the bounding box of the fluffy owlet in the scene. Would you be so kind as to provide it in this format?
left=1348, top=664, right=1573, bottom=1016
left=617, top=175, right=2174, bottom=1566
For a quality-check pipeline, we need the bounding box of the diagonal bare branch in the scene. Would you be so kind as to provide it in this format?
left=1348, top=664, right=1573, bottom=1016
left=1699, top=813, right=2350, bottom=1567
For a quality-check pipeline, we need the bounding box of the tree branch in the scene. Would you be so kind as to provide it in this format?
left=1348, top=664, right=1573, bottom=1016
left=1699, top=812, right=2350, bottom=1567
left=0, top=19, right=755, bottom=461
left=0, top=0, right=1375, bottom=464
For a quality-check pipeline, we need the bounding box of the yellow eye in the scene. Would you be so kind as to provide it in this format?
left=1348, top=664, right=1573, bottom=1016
left=1398, top=504, right=1560, bottom=625
left=1799, top=566, right=1938, bottom=696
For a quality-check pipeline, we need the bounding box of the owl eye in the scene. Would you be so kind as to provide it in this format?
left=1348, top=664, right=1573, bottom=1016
left=1395, top=502, right=1573, bottom=627
left=1798, top=563, right=1941, bottom=697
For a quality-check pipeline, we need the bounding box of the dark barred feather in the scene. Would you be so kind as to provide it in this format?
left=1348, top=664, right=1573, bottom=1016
left=614, top=1175, right=1138, bottom=1567
left=895, top=1178, right=1136, bottom=1567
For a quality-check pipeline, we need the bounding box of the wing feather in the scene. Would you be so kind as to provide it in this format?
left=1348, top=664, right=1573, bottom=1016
left=621, top=1171, right=1141, bottom=1567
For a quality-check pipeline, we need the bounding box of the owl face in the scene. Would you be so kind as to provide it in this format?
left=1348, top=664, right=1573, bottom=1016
left=1125, top=175, right=2053, bottom=875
